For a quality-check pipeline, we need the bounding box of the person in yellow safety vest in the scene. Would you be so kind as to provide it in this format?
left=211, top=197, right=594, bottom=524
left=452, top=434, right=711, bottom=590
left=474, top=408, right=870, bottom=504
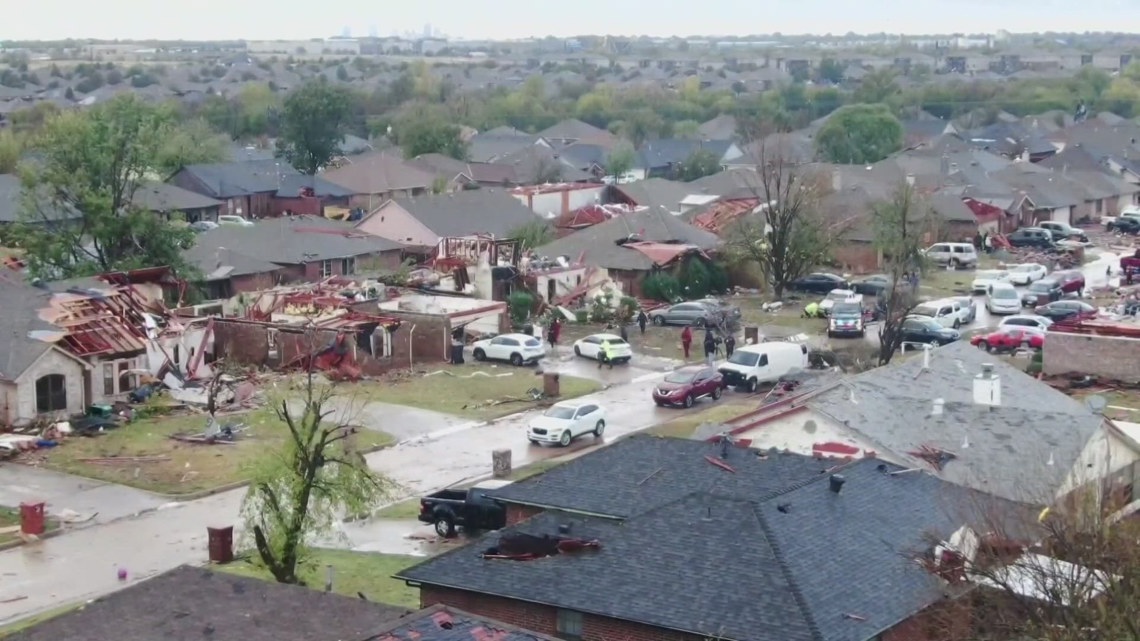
left=597, top=339, right=616, bottom=369
left=803, top=301, right=821, bottom=319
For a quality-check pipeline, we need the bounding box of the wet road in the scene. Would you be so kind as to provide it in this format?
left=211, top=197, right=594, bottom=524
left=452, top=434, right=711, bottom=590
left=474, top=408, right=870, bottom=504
left=0, top=466, right=168, bottom=529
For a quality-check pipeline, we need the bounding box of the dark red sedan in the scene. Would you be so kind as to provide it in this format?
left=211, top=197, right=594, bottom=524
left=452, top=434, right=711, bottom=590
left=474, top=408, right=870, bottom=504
left=1034, top=300, right=1098, bottom=323
left=970, top=328, right=1044, bottom=352
left=652, top=366, right=724, bottom=408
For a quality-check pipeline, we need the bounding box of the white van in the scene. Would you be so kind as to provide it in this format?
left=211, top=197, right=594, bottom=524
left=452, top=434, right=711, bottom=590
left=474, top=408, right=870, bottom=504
left=985, top=282, right=1021, bottom=315
left=911, top=298, right=968, bottom=329
left=717, top=342, right=810, bottom=393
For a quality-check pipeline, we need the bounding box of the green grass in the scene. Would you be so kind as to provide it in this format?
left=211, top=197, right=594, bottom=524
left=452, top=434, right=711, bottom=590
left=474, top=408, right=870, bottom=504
left=40, top=406, right=394, bottom=495
left=0, top=603, right=85, bottom=638
left=344, top=364, right=602, bottom=421
left=0, top=508, right=19, bottom=547
left=648, top=403, right=752, bottom=440
left=218, top=550, right=422, bottom=609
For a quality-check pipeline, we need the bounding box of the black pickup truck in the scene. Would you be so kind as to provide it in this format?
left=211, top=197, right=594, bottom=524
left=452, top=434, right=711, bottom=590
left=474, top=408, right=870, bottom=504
left=418, top=479, right=512, bottom=538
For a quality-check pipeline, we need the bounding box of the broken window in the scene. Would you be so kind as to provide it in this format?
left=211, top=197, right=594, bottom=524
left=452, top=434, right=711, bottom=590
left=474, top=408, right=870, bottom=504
left=556, top=609, right=583, bottom=641
left=35, top=374, right=67, bottom=413
left=372, top=328, right=393, bottom=358
left=320, top=260, right=333, bottom=278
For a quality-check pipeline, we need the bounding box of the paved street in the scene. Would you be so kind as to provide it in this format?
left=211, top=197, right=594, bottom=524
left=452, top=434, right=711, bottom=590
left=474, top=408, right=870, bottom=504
left=0, top=368, right=698, bottom=625
left=0, top=466, right=169, bottom=529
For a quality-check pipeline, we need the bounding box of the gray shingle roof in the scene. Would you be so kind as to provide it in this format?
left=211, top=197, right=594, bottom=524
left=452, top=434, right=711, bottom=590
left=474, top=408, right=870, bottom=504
left=611, top=177, right=695, bottom=211
left=0, top=173, right=80, bottom=224
left=400, top=438, right=1031, bottom=641
left=538, top=118, right=613, bottom=142
left=0, top=278, right=60, bottom=380
left=382, top=188, right=537, bottom=238
left=131, top=182, right=221, bottom=212
left=992, top=166, right=1085, bottom=208
left=174, top=160, right=353, bottom=200
left=533, top=208, right=720, bottom=270
left=373, top=605, right=562, bottom=641
left=321, top=151, right=437, bottom=194
left=467, top=135, right=547, bottom=163
left=5, top=565, right=409, bottom=641
left=638, top=139, right=734, bottom=169
left=488, top=145, right=593, bottom=184
left=807, top=340, right=1104, bottom=504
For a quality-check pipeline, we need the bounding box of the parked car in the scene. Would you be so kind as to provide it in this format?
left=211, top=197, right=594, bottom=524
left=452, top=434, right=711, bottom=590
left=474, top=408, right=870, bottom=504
left=472, top=333, right=547, bottom=366
left=1039, top=221, right=1089, bottom=243
left=985, top=283, right=1022, bottom=315
left=693, top=298, right=743, bottom=326
left=1034, top=300, right=1098, bottom=323
left=1103, top=207, right=1140, bottom=229
left=827, top=302, right=866, bottom=338
left=649, top=301, right=731, bottom=327
left=971, top=269, right=1011, bottom=294
left=718, top=341, right=809, bottom=393
left=1107, top=215, right=1140, bottom=234
left=1053, top=270, right=1086, bottom=295
left=998, top=315, right=1054, bottom=335
left=911, top=298, right=968, bottom=329
left=652, top=366, right=724, bottom=408
left=970, top=328, right=1045, bottom=353
left=526, top=401, right=606, bottom=447
left=953, top=296, right=977, bottom=324
left=1006, top=263, right=1048, bottom=286
left=189, top=220, right=219, bottom=232
left=900, top=315, right=961, bottom=346
left=217, top=215, right=254, bottom=227
left=572, top=333, right=633, bottom=363
left=924, top=242, right=978, bottom=268
left=819, top=289, right=861, bottom=316
left=1006, top=228, right=1055, bottom=248
left=1021, top=278, right=1063, bottom=307
left=418, top=479, right=512, bottom=538
left=790, top=272, right=850, bottom=294
left=851, top=274, right=895, bottom=296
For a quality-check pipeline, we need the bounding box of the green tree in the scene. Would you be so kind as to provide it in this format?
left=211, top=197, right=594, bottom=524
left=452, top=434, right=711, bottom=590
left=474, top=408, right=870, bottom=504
left=508, top=219, right=554, bottom=251
left=815, top=104, right=904, bottom=165
left=12, top=95, right=197, bottom=279
left=395, top=113, right=468, bottom=160
left=335, top=65, right=349, bottom=82
left=154, top=118, right=229, bottom=175
left=604, top=142, right=636, bottom=182
left=242, top=357, right=395, bottom=585
left=0, top=130, right=22, bottom=174
left=677, top=149, right=721, bottom=181
left=817, top=58, right=845, bottom=84
left=276, top=79, right=354, bottom=174
left=852, top=68, right=900, bottom=104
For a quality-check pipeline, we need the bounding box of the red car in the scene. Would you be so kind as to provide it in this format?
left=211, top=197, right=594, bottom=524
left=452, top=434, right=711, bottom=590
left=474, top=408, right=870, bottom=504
left=653, top=366, right=724, bottom=408
left=970, top=328, right=1044, bottom=352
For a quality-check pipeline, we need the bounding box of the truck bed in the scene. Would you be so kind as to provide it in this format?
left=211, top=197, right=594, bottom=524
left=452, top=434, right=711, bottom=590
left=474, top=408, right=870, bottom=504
left=425, top=488, right=467, bottom=502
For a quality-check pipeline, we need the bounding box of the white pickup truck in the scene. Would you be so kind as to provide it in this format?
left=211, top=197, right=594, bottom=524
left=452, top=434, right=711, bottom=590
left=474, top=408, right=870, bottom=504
left=1101, top=207, right=1140, bottom=229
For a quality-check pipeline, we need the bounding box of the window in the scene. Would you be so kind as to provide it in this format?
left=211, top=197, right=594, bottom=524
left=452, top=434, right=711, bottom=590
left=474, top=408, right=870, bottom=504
left=371, top=328, right=393, bottom=358
left=320, top=260, right=333, bottom=278
left=342, top=257, right=355, bottom=275
left=758, top=354, right=769, bottom=366
left=556, top=609, right=583, bottom=640
left=102, top=363, right=115, bottom=396
left=1096, top=199, right=1104, bottom=214
left=35, top=374, right=67, bottom=413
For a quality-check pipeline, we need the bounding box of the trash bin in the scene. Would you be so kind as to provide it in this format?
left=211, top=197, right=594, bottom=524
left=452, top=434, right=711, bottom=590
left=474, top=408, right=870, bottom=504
left=20, top=502, right=45, bottom=536
left=450, top=343, right=465, bottom=364
left=543, top=372, right=561, bottom=397
left=207, top=526, right=234, bottom=564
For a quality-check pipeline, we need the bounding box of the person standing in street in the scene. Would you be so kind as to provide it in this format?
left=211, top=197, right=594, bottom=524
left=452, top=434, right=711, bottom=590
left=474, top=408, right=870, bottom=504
left=598, top=338, right=615, bottom=369
left=681, top=325, right=693, bottom=359
left=703, top=331, right=717, bottom=366
left=636, top=309, right=648, bottom=334
left=724, top=333, right=736, bottom=359
left=547, top=317, right=562, bottom=354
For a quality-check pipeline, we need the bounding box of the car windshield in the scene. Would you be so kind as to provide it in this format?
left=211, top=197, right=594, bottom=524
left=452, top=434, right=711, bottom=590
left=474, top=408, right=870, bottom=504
left=664, top=371, right=697, bottom=384
left=543, top=406, right=576, bottom=420
left=1029, top=281, right=1056, bottom=292
left=727, top=351, right=759, bottom=366
left=825, top=291, right=851, bottom=301
left=976, top=270, right=1004, bottom=279
left=913, top=305, right=938, bottom=317
left=992, top=288, right=1019, bottom=299
left=832, top=303, right=862, bottom=316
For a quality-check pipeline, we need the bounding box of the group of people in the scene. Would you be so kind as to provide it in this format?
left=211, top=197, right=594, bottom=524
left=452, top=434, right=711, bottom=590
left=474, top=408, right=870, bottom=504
left=680, top=324, right=736, bottom=364
left=544, top=309, right=736, bottom=368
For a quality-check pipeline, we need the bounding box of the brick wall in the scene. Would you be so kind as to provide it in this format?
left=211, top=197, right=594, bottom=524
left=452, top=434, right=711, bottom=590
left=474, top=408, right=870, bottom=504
left=832, top=242, right=880, bottom=274
left=504, top=503, right=545, bottom=526
left=420, top=586, right=701, bottom=641
left=1042, top=332, right=1140, bottom=381
left=882, top=597, right=973, bottom=641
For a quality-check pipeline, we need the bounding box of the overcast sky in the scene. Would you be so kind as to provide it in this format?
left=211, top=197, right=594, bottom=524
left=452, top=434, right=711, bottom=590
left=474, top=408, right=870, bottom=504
left=1, top=0, right=1133, bottom=41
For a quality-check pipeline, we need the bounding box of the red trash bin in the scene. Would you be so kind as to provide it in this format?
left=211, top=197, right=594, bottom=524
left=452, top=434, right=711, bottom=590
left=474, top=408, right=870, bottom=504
left=20, top=502, right=45, bottom=536
left=207, top=526, right=234, bottom=564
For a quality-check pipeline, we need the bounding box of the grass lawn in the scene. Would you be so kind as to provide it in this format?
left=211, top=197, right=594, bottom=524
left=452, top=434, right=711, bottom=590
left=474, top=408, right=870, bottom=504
left=648, top=403, right=752, bottom=440
left=218, top=550, right=422, bottom=609
left=345, top=364, right=602, bottom=421
left=0, top=603, right=84, bottom=637
left=375, top=458, right=568, bottom=519
left=0, top=508, right=20, bottom=548
left=39, top=407, right=394, bottom=496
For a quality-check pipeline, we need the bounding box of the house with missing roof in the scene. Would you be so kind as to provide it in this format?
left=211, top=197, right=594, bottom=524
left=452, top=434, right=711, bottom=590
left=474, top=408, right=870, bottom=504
left=397, top=435, right=1034, bottom=641
left=4, top=564, right=559, bottom=641
left=732, top=341, right=1140, bottom=509
left=354, top=188, right=538, bottom=247
left=168, top=160, right=355, bottom=219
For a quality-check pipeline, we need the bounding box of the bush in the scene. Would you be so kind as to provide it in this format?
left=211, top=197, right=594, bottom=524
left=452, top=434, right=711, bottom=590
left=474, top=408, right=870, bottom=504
left=507, top=291, right=534, bottom=324
left=678, top=259, right=713, bottom=299
left=1026, top=350, right=1043, bottom=375
left=643, top=273, right=681, bottom=302
left=616, top=296, right=638, bottom=324
left=708, top=261, right=730, bottom=294
left=588, top=292, right=615, bottom=323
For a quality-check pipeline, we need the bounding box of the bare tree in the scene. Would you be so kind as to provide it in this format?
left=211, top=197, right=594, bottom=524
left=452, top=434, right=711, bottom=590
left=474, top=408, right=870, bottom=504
left=241, top=330, right=397, bottom=585
left=723, top=145, right=844, bottom=298
left=872, top=184, right=930, bottom=365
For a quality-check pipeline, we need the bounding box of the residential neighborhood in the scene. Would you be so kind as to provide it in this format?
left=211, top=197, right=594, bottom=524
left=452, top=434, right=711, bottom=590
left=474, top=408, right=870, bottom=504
left=3, top=21, right=1140, bottom=641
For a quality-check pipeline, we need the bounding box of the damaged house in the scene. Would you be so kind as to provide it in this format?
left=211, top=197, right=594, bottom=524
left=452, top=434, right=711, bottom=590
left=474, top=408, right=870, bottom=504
left=398, top=435, right=1035, bottom=641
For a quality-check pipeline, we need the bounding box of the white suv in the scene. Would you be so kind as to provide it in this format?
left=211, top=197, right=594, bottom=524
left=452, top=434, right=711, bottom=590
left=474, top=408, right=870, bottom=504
left=911, top=298, right=970, bottom=329
left=472, top=333, right=547, bottom=366
left=924, top=242, right=978, bottom=268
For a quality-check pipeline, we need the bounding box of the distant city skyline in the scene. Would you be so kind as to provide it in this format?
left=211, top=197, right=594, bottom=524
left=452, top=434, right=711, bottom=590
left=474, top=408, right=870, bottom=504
left=1, top=0, right=1135, bottom=42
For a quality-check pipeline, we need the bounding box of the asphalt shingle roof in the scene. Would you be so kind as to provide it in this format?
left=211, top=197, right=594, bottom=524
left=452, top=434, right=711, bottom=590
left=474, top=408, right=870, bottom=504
left=807, top=340, right=1103, bottom=504
left=0, top=278, right=60, bottom=380
left=321, top=151, right=437, bottom=194
left=175, top=160, right=353, bottom=199
left=611, top=177, right=695, bottom=212
left=131, top=182, right=221, bottom=212
left=6, top=565, right=409, bottom=641
left=533, top=207, right=720, bottom=270
left=382, top=188, right=537, bottom=238
left=373, top=604, right=564, bottom=641
left=401, top=437, right=1033, bottom=641
left=538, top=118, right=614, bottom=142
left=467, top=134, right=547, bottom=163
left=0, top=173, right=80, bottom=224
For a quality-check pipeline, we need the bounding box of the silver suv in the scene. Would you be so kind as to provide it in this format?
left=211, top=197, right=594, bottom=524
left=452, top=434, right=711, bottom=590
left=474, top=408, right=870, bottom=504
left=924, top=242, right=978, bottom=268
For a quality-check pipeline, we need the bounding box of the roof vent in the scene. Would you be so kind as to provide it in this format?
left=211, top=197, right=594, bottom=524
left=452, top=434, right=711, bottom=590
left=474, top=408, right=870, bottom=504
left=932, top=398, right=944, bottom=416
left=829, top=474, right=846, bottom=494
left=973, top=363, right=1001, bottom=409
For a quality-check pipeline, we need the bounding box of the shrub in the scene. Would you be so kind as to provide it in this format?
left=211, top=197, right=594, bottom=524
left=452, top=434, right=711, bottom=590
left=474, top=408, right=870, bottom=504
left=643, top=272, right=681, bottom=302
left=616, top=296, right=638, bottom=324
left=678, top=259, right=713, bottom=299
left=588, top=292, right=615, bottom=323
left=508, top=291, right=534, bottom=324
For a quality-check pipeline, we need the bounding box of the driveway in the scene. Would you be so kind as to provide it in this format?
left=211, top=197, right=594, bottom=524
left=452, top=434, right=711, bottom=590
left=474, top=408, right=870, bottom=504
left=0, top=466, right=168, bottom=529
left=324, top=398, right=480, bottom=443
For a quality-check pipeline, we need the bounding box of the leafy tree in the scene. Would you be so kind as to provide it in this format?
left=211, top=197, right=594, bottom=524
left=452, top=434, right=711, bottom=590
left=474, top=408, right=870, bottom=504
left=508, top=219, right=553, bottom=251
left=871, top=185, right=929, bottom=366
left=0, top=130, right=22, bottom=174
left=105, top=69, right=123, bottom=85
left=604, top=143, right=636, bottom=182
left=852, top=68, right=900, bottom=104
left=817, top=58, right=845, bottom=84
left=612, top=108, right=665, bottom=148
left=242, top=353, right=395, bottom=585
left=395, top=113, right=467, bottom=160
left=276, top=79, right=354, bottom=174
left=672, top=119, right=701, bottom=138
left=815, top=103, right=904, bottom=165
left=676, top=149, right=721, bottom=181
left=335, top=65, right=349, bottom=82
left=154, top=118, right=229, bottom=175
left=722, top=147, right=842, bottom=298
left=12, top=95, right=197, bottom=279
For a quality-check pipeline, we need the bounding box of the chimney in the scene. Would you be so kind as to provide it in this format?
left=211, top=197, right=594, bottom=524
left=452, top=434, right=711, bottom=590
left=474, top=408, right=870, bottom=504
left=831, top=169, right=842, bottom=191
left=828, top=474, right=846, bottom=494
left=932, top=398, right=944, bottom=415
left=973, top=363, right=1002, bottom=409
left=905, top=173, right=916, bottom=187
left=940, top=155, right=950, bottom=174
